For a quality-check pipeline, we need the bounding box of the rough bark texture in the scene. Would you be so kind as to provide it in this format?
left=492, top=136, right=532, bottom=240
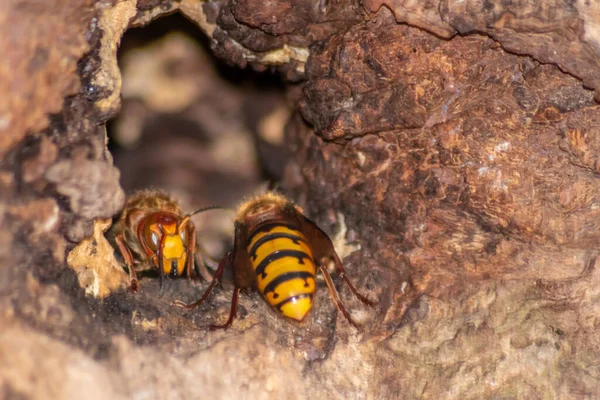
left=2, top=0, right=600, bottom=399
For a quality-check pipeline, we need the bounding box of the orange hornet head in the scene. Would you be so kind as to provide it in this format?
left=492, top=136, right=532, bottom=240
left=159, top=216, right=190, bottom=278
left=141, top=213, right=192, bottom=292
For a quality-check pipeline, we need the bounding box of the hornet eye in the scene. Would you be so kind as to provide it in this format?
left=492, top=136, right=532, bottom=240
left=179, top=228, right=188, bottom=243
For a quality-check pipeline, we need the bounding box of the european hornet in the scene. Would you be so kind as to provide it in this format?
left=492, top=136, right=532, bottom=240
left=173, top=192, right=376, bottom=328
left=108, top=189, right=219, bottom=296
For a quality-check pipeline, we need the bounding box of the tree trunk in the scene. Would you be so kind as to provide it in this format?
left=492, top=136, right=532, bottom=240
left=2, top=0, right=599, bottom=398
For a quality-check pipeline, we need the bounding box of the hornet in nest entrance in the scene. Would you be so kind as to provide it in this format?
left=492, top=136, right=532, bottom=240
left=108, top=189, right=220, bottom=296
left=173, top=192, right=376, bottom=329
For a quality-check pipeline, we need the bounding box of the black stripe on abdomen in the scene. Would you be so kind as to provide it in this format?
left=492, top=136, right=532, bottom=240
left=246, top=223, right=297, bottom=247
left=263, top=271, right=314, bottom=298
left=255, top=250, right=311, bottom=279
left=248, top=232, right=305, bottom=261
left=274, top=293, right=314, bottom=310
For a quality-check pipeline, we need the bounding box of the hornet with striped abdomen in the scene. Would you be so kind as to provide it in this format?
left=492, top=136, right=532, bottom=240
left=173, top=192, right=376, bottom=329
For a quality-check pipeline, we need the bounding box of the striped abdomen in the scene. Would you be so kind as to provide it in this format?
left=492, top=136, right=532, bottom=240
left=247, top=224, right=316, bottom=321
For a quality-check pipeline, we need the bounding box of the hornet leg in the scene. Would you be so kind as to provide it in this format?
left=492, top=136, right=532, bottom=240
left=319, top=265, right=360, bottom=328
left=209, top=286, right=240, bottom=330
left=172, top=252, right=229, bottom=310
left=115, top=233, right=140, bottom=292
left=331, top=253, right=376, bottom=306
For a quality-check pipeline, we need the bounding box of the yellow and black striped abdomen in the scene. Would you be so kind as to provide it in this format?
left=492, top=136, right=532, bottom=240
left=247, top=224, right=316, bottom=321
